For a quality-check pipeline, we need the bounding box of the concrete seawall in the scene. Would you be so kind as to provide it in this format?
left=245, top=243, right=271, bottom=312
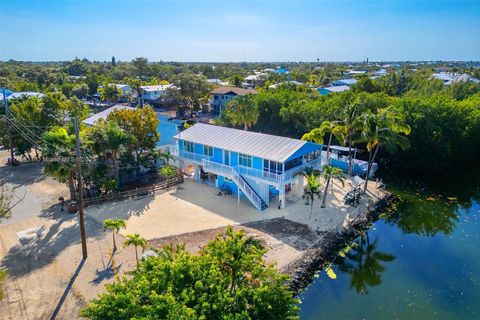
left=283, top=192, right=400, bottom=294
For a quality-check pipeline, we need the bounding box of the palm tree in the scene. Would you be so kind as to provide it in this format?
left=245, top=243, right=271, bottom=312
left=356, top=108, right=411, bottom=192
left=89, top=121, right=131, bottom=189
left=298, top=168, right=322, bottom=217
left=302, top=120, right=343, bottom=165
left=159, top=150, right=174, bottom=165
left=225, top=94, right=259, bottom=130
left=123, top=233, right=147, bottom=264
left=338, top=103, right=360, bottom=176
left=336, top=233, right=395, bottom=294
left=103, top=219, right=127, bottom=251
left=42, top=127, right=79, bottom=200
left=321, top=165, right=345, bottom=208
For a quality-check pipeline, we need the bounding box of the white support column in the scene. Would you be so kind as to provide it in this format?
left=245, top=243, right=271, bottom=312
left=296, top=174, right=305, bottom=197
left=193, top=165, right=201, bottom=182
left=279, top=186, right=286, bottom=209
left=179, top=159, right=185, bottom=172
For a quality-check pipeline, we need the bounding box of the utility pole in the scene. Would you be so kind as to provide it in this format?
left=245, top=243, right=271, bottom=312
left=2, top=88, right=15, bottom=166
left=74, top=117, right=88, bottom=259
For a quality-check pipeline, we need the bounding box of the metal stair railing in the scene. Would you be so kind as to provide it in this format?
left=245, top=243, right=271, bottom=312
left=202, top=160, right=264, bottom=210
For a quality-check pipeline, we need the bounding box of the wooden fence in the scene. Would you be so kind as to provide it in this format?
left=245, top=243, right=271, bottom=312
left=83, top=171, right=183, bottom=207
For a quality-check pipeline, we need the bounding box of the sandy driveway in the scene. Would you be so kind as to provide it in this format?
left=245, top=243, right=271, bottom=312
left=0, top=160, right=137, bottom=319
left=84, top=179, right=287, bottom=240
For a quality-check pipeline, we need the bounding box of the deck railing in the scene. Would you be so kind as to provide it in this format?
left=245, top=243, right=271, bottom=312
left=176, top=147, right=322, bottom=184
left=202, top=159, right=264, bottom=210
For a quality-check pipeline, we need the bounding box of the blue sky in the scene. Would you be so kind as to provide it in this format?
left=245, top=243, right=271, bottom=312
left=1, top=0, right=479, bottom=62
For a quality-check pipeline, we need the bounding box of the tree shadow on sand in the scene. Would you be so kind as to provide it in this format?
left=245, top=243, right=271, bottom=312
left=0, top=204, right=105, bottom=279
left=85, top=194, right=155, bottom=222
left=0, top=162, right=46, bottom=186
left=89, top=263, right=123, bottom=286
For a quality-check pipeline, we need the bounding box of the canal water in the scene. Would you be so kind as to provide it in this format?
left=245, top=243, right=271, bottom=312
left=157, top=113, right=179, bottom=147
left=299, top=173, right=480, bottom=319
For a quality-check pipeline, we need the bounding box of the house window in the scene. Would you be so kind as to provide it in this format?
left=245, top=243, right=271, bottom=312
left=264, top=159, right=283, bottom=174
left=183, top=141, right=194, bottom=153
left=239, top=154, right=252, bottom=167
left=203, top=145, right=213, bottom=157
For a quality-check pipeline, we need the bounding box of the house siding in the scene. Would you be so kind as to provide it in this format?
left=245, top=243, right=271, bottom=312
left=217, top=175, right=238, bottom=194
left=194, top=143, right=203, bottom=155
left=213, top=147, right=223, bottom=163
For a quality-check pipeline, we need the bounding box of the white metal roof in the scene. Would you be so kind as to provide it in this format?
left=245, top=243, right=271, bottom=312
left=333, top=79, right=357, bottom=86
left=5, top=92, right=45, bottom=100
left=176, top=123, right=311, bottom=163
left=140, top=84, right=172, bottom=92
left=82, top=104, right=134, bottom=126
left=321, top=85, right=350, bottom=93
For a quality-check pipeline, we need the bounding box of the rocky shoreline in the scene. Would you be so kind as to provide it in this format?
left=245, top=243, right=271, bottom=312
left=283, top=192, right=400, bottom=294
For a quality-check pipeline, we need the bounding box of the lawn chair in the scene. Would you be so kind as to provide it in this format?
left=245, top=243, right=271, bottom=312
left=349, top=175, right=366, bottom=189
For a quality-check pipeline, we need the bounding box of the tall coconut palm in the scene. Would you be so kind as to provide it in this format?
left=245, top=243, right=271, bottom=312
left=336, top=233, right=395, bottom=294
left=103, top=219, right=127, bottom=251
left=321, top=165, right=345, bottom=208
left=302, top=120, right=343, bottom=165
left=356, top=108, right=411, bottom=192
left=123, top=233, right=147, bottom=264
left=338, top=103, right=361, bottom=176
left=298, top=168, right=322, bottom=217
left=225, top=94, right=259, bottom=130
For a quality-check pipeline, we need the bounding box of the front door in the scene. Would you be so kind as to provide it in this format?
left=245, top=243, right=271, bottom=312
left=224, top=150, right=230, bottom=166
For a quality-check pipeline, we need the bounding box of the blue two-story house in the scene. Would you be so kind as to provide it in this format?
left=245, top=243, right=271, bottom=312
left=170, top=123, right=323, bottom=211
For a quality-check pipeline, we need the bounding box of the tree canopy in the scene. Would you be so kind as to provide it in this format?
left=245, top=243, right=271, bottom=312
left=81, top=227, right=299, bottom=320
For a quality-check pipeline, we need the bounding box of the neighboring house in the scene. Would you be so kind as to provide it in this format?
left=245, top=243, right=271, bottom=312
left=0, top=88, right=13, bottom=103
left=372, top=69, right=388, bottom=76
left=445, top=73, right=480, bottom=85
left=140, top=84, right=173, bottom=103
left=432, top=73, right=479, bottom=85
left=98, top=84, right=133, bottom=97
left=332, top=79, right=357, bottom=86
left=210, top=86, right=257, bottom=114
left=170, top=123, right=323, bottom=211
left=268, top=81, right=303, bottom=89
left=82, top=104, right=134, bottom=126
left=318, top=85, right=350, bottom=95
left=1, top=90, right=45, bottom=103
left=348, top=70, right=366, bottom=75
left=243, top=73, right=267, bottom=89
left=432, top=73, right=454, bottom=83
left=207, top=79, right=229, bottom=86
left=274, top=68, right=289, bottom=75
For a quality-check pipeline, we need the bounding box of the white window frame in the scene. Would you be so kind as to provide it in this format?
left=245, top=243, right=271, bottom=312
left=239, top=153, right=252, bottom=168
left=183, top=141, right=194, bottom=153
left=203, top=145, right=213, bottom=157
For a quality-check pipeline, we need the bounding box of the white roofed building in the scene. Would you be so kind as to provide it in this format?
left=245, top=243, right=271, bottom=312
left=81, top=104, right=135, bottom=126
left=140, top=84, right=173, bottom=103
left=318, top=85, right=350, bottom=95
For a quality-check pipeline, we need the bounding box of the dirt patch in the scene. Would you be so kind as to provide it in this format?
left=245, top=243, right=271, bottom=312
left=148, top=217, right=322, bottom=269
left=243, top=218, right=322, bottom=251
left=149, top=226, right=243, bottom=254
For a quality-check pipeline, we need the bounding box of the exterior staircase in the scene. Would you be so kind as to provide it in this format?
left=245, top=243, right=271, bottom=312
left=202, top=160, right=268, bottom=211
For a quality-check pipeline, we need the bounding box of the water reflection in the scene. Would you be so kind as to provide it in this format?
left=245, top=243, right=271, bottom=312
left=385, top=191, right=459, bottom=236
left=335, top=233, right=395, bottom=294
